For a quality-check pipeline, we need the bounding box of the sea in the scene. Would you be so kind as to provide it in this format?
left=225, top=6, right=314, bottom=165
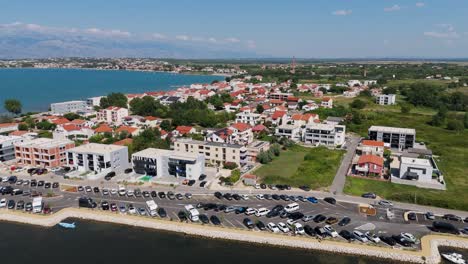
left=0, top=68, right=223, bottom=113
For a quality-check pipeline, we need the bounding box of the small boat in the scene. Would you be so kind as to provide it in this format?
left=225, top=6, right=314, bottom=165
left=441, top=252, right=466, bottom=264
left=58, top=222, right=76, bottom=229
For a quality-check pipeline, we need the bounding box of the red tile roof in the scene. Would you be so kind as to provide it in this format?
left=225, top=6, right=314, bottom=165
left=94, top=124, right=113, bottom=133
left=70, top=119, right=86, bottom=125
left=51, top=118, right=70, bottom=125
left=176, top=126, right=194, bottom=135
left=9, top=130, right=27, bottom=136
left=358, top=155, right=384, bottom=167
left=362, top=140, right=384, bottom=147
left=252, top=124, right=267, bottom=132
left=144, top=116, right=159, bottom=121
left=113, top=138, right=133, bottom=146
left=231, top=122, right=251, bottom=132
left=62, top=124, right=80, bottom=131
left=115, top=126, right=138, bottom=134
left=272, top=110, right=287, bottom=120
left=0, top=123, right=18, bottom=128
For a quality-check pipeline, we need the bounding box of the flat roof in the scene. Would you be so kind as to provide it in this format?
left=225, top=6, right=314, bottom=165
left=176, top=139, right=243, bottom=149
left=15, top=138, right=73, bottom=149
left=277, top=124, right=301, bottom=130
left=51, top=100, right=86, bottom=105
left=68, top=143, right=127, bottom=155
left=369, top=125, right=415, bottom=135
left=306, top=123, right=343, bottom=130
left=401, top=157, right=431, bottom=167
left=0, top=135, right=23, bottom=143
left=133, top=148, right=201, bottom=159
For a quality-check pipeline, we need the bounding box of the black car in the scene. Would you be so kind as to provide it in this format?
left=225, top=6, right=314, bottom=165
left=232, top=194, right=241, bottom=200
left=313, top=214, right=327, bottom=223
left=25, top=202, right=33, bottom=211
left=1, top=186, right=13, bottom=195
left=392, top=235, right=413, bottom=247
left=223, top=193, right=233, bottom=200
left=44, top=182, right=51, bottom=189
left=188, top=180, right=196, bottom=186
left=8, top=176, right=18, bottom=184
left=7, top=199, right=15, bottom=209
left=272, top=194, right=280, bottom=200
left=338, top=217, right=351, bottom=226
left=37, top=180, right=45, bottom=187
left=266, top=210, right=280, bottom=218
left=304, top=225, right=316, bottom=236
left=210, top=215, right=221, bottom=225
left=142, top=191, right=150, bottom=198
left=256, top=221, right=266, bottom=230
left=12, top=189, right=23, bottom=195
left=150, top=191, right=157, bottom=197
left=299, top=185, right=311, bottom=192
left=215, top=204, right=226, bottom=212
left=101, top=201, right=110, bottom=210
left=324, top=197, right=336, bottom=205
left=157, top=208, right=167, bottom=218
left=464, top=217, right=468, bottom=223
left=199, top=181, right=207, bottom=187
left=279, top=194, right=289, bottom=201
left=124, top=168, right=133, bottom=174
left=214, top=192, right=223, bottom=199
left=52, top=182, right=59, bottom=188
left=199, top=174, right=207, bottom=181
left=432, top=221, right=460, bottom=235
left=361, top=192, right=377, bottom=199
left=407, top=212, right=417, bottom=221
left=93, top=187, right=100, bottom=193
left=314, top=226, right=326, bottom=237
left=339, top=230, right=355, bottom=241
left=380, top=236, right=397, bottom=246
left=16, top=200, right=25, bottom=210
left=78, top=197, right=97, bottom=208
left=243, top=218, right=254, bottom=229
left=288, top=212, right=305, bottom=221
left=178, top=211, right=187, bottom=221
left=264, top=194, right=272, bottom=200
left=276, top=184, right=286, bottom=190
left=30, top=180, right=37, bottom=187
left=202, top=203, right=217, bottom=211
left=27, top=168, right=36, bottom=174
left=260, top=183, right=267, bottom=189
left=442, top=214, right=462, bottom=222
left=199, top=214, right=209, bottom=224
left=271, top=205, right=284, bottom=213
left=175, top=193, right=184, bottom=200
left=158, top=192, right=166, bottom=199
left=134, top=189, right=142, bottom=197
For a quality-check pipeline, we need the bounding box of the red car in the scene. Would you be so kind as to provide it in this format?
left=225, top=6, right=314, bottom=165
left=110, top=203, right=118, bottom=212
left=43, top=206, right=52, bottom=214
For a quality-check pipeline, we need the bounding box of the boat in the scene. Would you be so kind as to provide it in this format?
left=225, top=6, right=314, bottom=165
left=58, top=222, right=76, bottom=229
left=441, top=253, right=466, bottom=264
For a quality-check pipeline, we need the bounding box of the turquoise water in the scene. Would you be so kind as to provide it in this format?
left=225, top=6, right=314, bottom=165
left=0, top=68, right=222, bottom=112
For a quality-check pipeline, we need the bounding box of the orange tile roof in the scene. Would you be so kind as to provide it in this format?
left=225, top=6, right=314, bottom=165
left=94, top=124, right=113, bottom=133
left=176, top=126, right=194, bottom=135
left=231, top=122, right=251, bottom=132
left=252, top=124, right=267, bottom=132
left=9, top=130, right=27, bottom=136
left=272, top=110, right=287, bottom=120
left=0, top=123, right=18, bottom=128
left=62, top=124, right=80, bottom=131
left=70, top=119, right=86, bottom=125
left=51, top=118, right=70, bottom=125
left=115, top=126, right=138, bottom=134
left=358, top=155, right=384, bottom=167
left=113, top=138, right=133, bottom=146
left=362, top=140, right=384, bottom=147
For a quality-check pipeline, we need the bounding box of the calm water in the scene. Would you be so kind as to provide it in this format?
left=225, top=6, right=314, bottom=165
left=0, top=219, right=401, bottom=264
left=0, top=68, right=222, bottom=112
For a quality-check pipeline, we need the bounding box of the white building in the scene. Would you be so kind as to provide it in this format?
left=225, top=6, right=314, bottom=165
left=347, top=80, right=362, bottom=87
left=50, top=100, right=88, bottom=115
left=321, top=97, right=333, bottom=108
left=364, top=80, right=378, bottom=86
left=235, top=110, right=261, bottom=126
left=376, top=94, right=396, bottom=105
left=87, top=96, right=103, bottom=107
left=132, top=148, right=204, bottom=180
left=0, top=123, right=18, bottom=134
left=96, top=106, right=129, bottom=125
left=0, top=135, right=25, bottom=162
left=67, top=143, right=130, bottom=175
left=303, top=123, right=346, bottom=147
left=368, top=126, right=415, bottom=150
left=399, top=157, right=433, bottom=182
left=275, top=124, right=302, bottom=141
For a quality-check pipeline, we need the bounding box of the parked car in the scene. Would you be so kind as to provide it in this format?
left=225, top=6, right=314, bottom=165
left=255, top=208, right=270, bottom=217
left=302, top=215, right=315, bottom=222
left=256, top=221, right=266, bottom=230
left=210, top=215, right=221, bottom=225
left=199, top=181, right=207, bottom=188
left=326, top=217, right=339, bottom=225
left=378, top=200, right=393, bottom=207
left=243, top=218, right=254, bottom=229
left=158, top=192, right=166, bottom=199
left=299, top=185, right=311, bottom=191
left=379, top=235, right=397, bottom=246
left=167, top=192, right=175, bottom=200
left=307, top=197, right=318, bottom=203
left=313, top=214, right=327, bottom=223
left=293, top=223, right=305, bottom=235
left=198, top=174, right=207, bottom=181
left=178, top=211, right=187, bottom=221
left=157, top=208, right=167, bottom=218
left=353, top=231, right=368, bottom=243
left=214, top=192, right=223, bottom=199
left=442, top=214, right=462, bottom=222
left=431, top=221, right=460, bottom=235
left=339, top=230, right=355, bottom=241
left=124, top=168, right=133, bottom=174
left=267, top=222, right=280, bottom=233
left=425, top=212, right=435, bottom=220
left=304, top=225, right=316, bottom=237
left=365, top=232, right=381, bottom=243
left=392, top=235, right=413, bottom=247
left=7, top=199, right=15, bottom=209
left=361, top=192, right=377, bottom=199
left=324, top=197, right=336, bottom=205
left=323, top=225, right=338, bottom=238
left=199, top=214, right=209, bottom=224
left=400, top=232, right=417, bottom=244
left=338, top=217, right=351, bottom=226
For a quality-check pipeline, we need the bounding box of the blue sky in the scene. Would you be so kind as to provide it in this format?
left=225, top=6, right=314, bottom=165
left=1, top=0, right=467, bottom=58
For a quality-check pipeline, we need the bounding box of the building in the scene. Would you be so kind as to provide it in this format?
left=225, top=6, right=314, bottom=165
left=399, top=157, right=433, bottom=182
left=246, top=141, right=270, bottom=162
left=174, top=139, right=247, bottom=166
left=0, top=135, right=25, bottom=162
left=269, top=92, right=293, bottom=101
left=321, top=97, right=333, bottom=108
left=67, top=143, right=130, bottom=175
left=368, top=126, right=415, bottom=150
left=0, top=123, right=18, bottom=134
left=53, top=125, right=95, bottom=141
left=242, top=174, right=257, bottom=186
left=355, top=154, right=384, bottom=177
left=376, top=94, right=396, bottom=105
left=275, top=124, right=302, bottom=141
left=96, top=106, right=129, bottom=125
left=132, top=148, right=204, bottom=180
left=14, top=138, right=75, bottom=167
left=50, top=100, right=87, bottom=115
left=235, top=110, right=261, bottom=126
left=87, top=96, right=103, bottom=107
left=356, top=140, right=385, bottom=157
left=303, top=123, right=346, bottom=147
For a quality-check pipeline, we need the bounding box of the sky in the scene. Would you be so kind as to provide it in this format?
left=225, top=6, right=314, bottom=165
left=0, top=0, right=467, bottom=58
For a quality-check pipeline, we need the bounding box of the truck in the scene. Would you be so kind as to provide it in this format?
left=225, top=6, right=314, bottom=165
left=32, top=197, right=43, bottom=213
left=184, top=204, right=200, bottom=222
left=146, top=200, right=158, bottom=217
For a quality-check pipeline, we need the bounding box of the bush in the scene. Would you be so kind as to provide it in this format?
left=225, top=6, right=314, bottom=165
left=350, top=99, right=367, bottom=109
left=223, top=162, right=238, bottom=170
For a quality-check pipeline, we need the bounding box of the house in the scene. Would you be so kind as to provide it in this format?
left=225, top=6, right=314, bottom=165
left=224, top=102, right=241, bottom=113
left=246, top=141, right=270, bottom=162
left=357, top=140, right=385, bottom=157
left=325, top=116, right=344, bottom=126
left=113, top=138, right=133, bottom=146
left=53, top=124, right=95, bottom=141
left=271, top=110, right=288, bottom=126
left=355, top=154, right=384, bottom=177
left=0, top=123, right=18, bottom=134
left=303, top=123, right=346, bottom=147
left=175, top=126, right=196, bottom=136
left=321, top=97, right=333, bottom=108
left=376, top=94, right=396, bottom=105
left=235, top=110, right=261, bottom=126
left=275, top=124, right=302, bottom=141
left=302, top=103, right=318, bottom=111
left=115, top=125, right=140, bottom=136
left=96, top=106, right=129, bottom=125
left=229, top=122, right=254, bottom=145
left=94, top=124, right=113, bottom=134
left=242, top=174, right=257, bottom=186
left=398, top=157, right=433, bottom=182
left=252, top=124, right=267, bottom=133
left=291, top=113, right=319, bottom=126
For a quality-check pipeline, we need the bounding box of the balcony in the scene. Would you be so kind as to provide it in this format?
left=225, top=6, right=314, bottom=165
left=355, top=165, right=369, bottom=172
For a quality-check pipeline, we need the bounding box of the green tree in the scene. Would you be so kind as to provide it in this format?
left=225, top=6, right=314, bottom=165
left=159, top=120, right=172, bottom=131
left=36, top=121, right=56, bottom=130
left=446, top=119, right=464, bottom=132
left=256, top=104, right=264, bottom=114
left=350, top=99, right=367, bottom=109
left=63, top=113, right=82, bottom=121
left=270, top=143, right=281, bottom=156
left=100, top=93, right=128, bottom=108
left=18, top=123, right=29, bottom=131
left=464, top=112, right=468, bottom=129
left=400, top=104, right=412, bottom=114
left=4, top=99, right=22, bottom=115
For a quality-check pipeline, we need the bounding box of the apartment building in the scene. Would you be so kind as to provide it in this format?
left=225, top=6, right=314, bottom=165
left=15, top=138, right=75, bottom=167
left=268, top=92, right=293, bottom=101
left=0, top=135, right=25, bottom=162
left=0, top=123, right=18, bottom=134
left=96, top=106, right=129, bottom=125
left=235, top=110, right=261, bottom=126
left=174, top=139, right=247, bottom=166
left=303, top=123, right=346, bottom=147
left=67, top=143, right=130, bottom=175
left=275, top=124, right=302, bottom=141
left=376, top=94, right=396, bottom=105
left=132, top=148, right=204, bottom=180
left=50, top=100, right=88, bottom=115
left=86, top=96, right=103, bottom=107
left=368, top=126, right=415, bottom=150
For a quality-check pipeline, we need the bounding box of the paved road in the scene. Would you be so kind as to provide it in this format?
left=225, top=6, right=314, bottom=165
left=330, top=135, right=360, bottom=195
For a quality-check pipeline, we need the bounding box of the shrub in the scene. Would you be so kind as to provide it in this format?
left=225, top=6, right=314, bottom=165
left=223, top=162, right=238, bottom=170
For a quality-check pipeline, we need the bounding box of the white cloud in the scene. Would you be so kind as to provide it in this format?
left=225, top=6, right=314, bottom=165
left=85, top=28, right=131, bottom=37
left=424, top=24, right=460, bottom=39
left=208, top=37, right=217, bottom=43
left=384, top=5, right=401, bottom=12
left=246, top=40, right=256, bottom=49
left=151, top=33, right=167, bottom=39
left=225, top=37, right=240, bottom=43
left=175, top=35, right=190, bottom=41
left=332, top=9, right=352, bottom=16
left=415, top=2, right=425, bottom=7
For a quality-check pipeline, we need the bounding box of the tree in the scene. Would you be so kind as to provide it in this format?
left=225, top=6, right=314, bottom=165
left=159, top=120, right=172, bottom=131
left=270, top=143, right=281, bottom=156
left=446, top=119, right=464, bottom=132
left=100, top=93, right=128, bottom=108
left=350, top=99, right=367, bottom=109
left=130, top=96, right=168, bottom=117
left=383, top=86, right=397, bottom=95
left=359, top=89, right=372, bottom=97
left=430, top=106, right=447, bottom=126
left=18, top=123, right=29, bottom=131
left=464, top=112, right=468, bottom=129
left=63, top=112, right=82, bottom=121
left=4, top=99, right=22, bottom=115
left=36, top=121, right=56, bottom=130
left=223, top=162, right=238, bottom=170
left=400, top=104, right=412, bottom=114
left=256, top=104, right=264, bottom=114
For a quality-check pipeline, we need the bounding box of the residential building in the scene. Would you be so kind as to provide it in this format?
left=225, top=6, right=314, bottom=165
left=174, top=139, right=247, bottom=166
left=53, top=125, right=95, bottom=141
left=50, top=100, right=87, bottom=115
left=132, top=148, right=204, bottom=180
left=399, top=157, right=433, bottom=182
left=86, top=96, right=103, bottom=107
left=290, top=113, right=319, bottom=126
left=229, top=123, right=254, bottom=145
left=271, top=110, right=288, bottom=126
left=235, top=110, right=261, bottom=126
left=96, top=106, right=129, bottom=125
left=14, top=138, right=75, bottom=167
left=275, top=124, right=302, bottom=141
left=0, top=135, right=25, bottom=162
left=357, top=140, right=385, bottom=157
left=303, top=123, right=346, bottom=146
left=242, top=174, right=257, bottom=186
left=325, top=116, right=344, bottom=126
left=67, top=143, right=130, bottom=175
left=368, top=126, right=415, bottom=150
left=321, top=97, right=333, bottom=108
left=175, top=126, right=196, bottom=136
left=354, top=154, right=384, bottom=177
left=376, top=94, right=396, bottom=105
left=0, top=123, right=18, bottom=134
left=246, top=141, right=270, bottom=162
left=269, top=92, right=293, bottom=101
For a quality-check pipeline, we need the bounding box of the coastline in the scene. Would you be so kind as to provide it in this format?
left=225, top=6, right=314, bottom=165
left=1, top=208, right=467, bottom=263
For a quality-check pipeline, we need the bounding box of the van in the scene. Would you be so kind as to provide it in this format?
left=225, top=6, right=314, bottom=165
left=255, top=207, right=270, bottom=217
left=78, top=197, right=97, bottom=208
left=284, top=202, right=299, bottom=213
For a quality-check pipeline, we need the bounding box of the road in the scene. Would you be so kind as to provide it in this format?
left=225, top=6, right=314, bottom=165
left=330, top=135, right=360, bottom=195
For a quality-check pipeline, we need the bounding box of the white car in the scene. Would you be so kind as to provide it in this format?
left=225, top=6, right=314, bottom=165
left=0, top=198, right=6, bottom=208
left=277, top=222, right=290, bottom=233
left=255, top=207, right=270, bottom=217
left=284, top=202, right=300, bottom=213
left=2, top=177, right=8, bottom=182
left=267, top=222, right=280, bottom=233
left=353, top=231, right=369, bottom=243
left=293, top=223, right=305, bottom=235
left=286, top=218, right=297, bottom=226
left=401, top=232, right=417, bottom=243
left=323, top=225, right=338, bottom=238
left=245, top=208, right=257, bottom=216
left=256, top=194, right=265, bottom=200
left=254, top=184, right=261, bottom=189
left=126, top=190, right=134, bottom=197
left=365, top=232, right=381, bottom=243
left=302, top=215, right=314, bottom=222
left=50, top=167, right=61, bottom=172
left=240, top=194, right=249, bottom=200
left=128, top=206, right=137, bottom=214
left=110, top=189, right=117, bottom=195
left=118, top=187, right=126, bottom=196
left=378, top=200, right=393, bottom=207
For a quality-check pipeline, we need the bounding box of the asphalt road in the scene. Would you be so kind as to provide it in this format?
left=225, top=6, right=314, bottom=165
left=329, top=135, right=360, bottom=195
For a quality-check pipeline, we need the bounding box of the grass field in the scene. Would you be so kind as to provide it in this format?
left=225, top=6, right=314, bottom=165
left=343, top=110, right=468, bottom=211
left=254, top=146, right=344, bottom=190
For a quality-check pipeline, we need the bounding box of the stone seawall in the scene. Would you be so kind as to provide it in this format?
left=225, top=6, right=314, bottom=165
left=1, top=208, right=467, bottom=264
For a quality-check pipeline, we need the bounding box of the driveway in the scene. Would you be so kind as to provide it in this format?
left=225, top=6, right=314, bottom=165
left=329, top=135, right=360, bottom=195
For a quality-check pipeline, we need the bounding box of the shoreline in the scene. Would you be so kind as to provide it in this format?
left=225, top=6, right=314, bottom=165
left=1, top=208, right=467, bottom=263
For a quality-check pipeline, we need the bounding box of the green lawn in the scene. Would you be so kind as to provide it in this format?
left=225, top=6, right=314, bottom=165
left=343, top=110, right=468, bottom=211
left=254, top=146, right=344, bottom=190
